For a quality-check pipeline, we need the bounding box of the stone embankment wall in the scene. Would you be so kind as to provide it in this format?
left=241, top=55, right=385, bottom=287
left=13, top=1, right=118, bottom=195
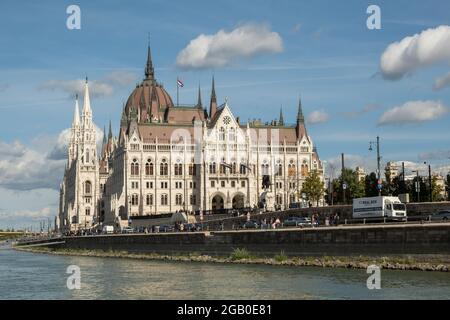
left=23, top=222, right=450, bottom=257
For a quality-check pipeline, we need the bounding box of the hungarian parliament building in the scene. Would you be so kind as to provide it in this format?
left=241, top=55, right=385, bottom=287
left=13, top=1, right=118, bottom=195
left=58, top=45, right=324, bottom=231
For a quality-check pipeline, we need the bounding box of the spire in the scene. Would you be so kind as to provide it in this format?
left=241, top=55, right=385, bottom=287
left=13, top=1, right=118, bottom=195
left=297, top=96, right=304, bottom=124
left=209, top=76, right=217, bottom=119
left=211, top=75, right=216, bottom=102
left=296, top=95, right=307, bottom=140
left=197, top=84, right=202, bottom=108
left=108, top=120, right=113, bottom=140
left=144, top=40, right=155, bottom=81
left=103, top=125, right=107, bottom=144
left=279, top=106, right=284, bottom=126
left=73, top=94, right=80, bottom=126
left=82, top=77, right=91, bottom=114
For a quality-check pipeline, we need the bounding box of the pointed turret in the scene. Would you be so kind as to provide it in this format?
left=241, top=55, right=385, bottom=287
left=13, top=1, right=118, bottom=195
left=72, top=94, right=80, bottom=127
left=82, top=77, right=91, bottom=115
left=296, top=96, right=307, bottom=140
left=279, top=106, right=284, bottom=126
left=103, top=125, right=107, bottom=144
left=144, top=42, right=155, bottom=82
left=297, top=97, right=304, bottom=124
left=108, top=120, right=113, bottom=140
left=197, top=85, right=202, bottom=108
left=209, top=76, right=217, bottom=119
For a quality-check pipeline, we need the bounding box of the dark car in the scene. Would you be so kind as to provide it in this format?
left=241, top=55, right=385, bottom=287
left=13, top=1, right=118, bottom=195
left=431, top=210, right=450, bottom=221
left=185, top=223, right=203, bottom=232
left=159, top=224, right=174, bottom=232
left=283, top=217, right=312, bottom=227
left=243, top=220, right=259, bottom=229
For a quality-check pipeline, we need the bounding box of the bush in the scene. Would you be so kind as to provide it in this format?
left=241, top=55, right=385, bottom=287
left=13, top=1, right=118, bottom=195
left=230, top=248, right=252, bottom=261
left=274, top=251, right=288, bottom=262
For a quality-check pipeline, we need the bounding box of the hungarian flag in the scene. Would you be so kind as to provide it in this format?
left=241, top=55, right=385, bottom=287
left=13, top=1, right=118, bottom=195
left=177, top=78, right=184, bottom=87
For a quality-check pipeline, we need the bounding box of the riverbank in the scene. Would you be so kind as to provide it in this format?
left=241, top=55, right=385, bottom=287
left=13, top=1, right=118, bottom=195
left=15, top=246, right=450, bottom=272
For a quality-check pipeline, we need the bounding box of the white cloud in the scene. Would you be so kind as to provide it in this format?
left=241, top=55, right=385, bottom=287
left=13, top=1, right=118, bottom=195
left=0, top=126, right=104, bottom=190
left=37, top=70, right=137, bottom=98
left=307, top=109, right=330, bottom=124
left=47, top=126, right=104, bottom=161
left=380, top=25, right=450, bottom=80
left=176, top=23, right=283, bottom=69
left=433, top=71, right=450, bottom=90
left=418, top=149, right=450, bottom=161
left=0, top=187, right=58, bottom=230
left=378, top=100, right=448, bottom=125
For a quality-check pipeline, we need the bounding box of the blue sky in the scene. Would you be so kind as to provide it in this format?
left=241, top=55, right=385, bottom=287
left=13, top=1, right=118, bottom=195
left=0, top=0, right=449, bottom=229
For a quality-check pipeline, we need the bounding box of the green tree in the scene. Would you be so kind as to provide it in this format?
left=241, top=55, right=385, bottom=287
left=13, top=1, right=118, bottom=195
left=446, top=174, right=450, bottom=201
left=332, top=168, right=364, bottom=204
left=301, top=170, right=325, bottom=206
left=364, top=172, right=378, bottom=197
left=432, top=176, right=444, bottom=201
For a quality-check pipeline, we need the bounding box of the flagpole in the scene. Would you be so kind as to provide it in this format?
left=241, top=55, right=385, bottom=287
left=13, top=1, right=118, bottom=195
left=177, top=77, right=179, bottom=107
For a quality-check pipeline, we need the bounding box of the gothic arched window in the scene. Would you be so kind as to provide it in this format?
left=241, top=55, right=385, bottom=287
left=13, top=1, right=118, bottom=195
left=160, top=159, right=168, bottom=176
left=145, top=159, right=154, bottom=176
left=131, top=159, right=139, bottom=176
left=219, top=127, right=225, bottom=141
left=84, top=181, right=92, bottom=195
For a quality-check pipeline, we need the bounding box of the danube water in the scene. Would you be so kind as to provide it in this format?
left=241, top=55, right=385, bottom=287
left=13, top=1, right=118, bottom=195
left=0, top=246, right=449, bottom=299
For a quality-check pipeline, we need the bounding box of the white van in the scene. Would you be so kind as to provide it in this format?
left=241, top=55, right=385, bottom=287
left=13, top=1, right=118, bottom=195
left=102, top=225, right=114, bottom=234
left=353, top=196, right=407, bottom=219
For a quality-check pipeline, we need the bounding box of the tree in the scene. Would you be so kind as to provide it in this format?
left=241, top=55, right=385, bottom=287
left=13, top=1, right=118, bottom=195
left=446, top=174, right=450, bottom=201
left=432, top=176, right=445, bottom=201
left=332, top=168, right=364, bottom=204
left=301, top=170, right=325, bottom=206
left=364, top=172, right=378, bottom=197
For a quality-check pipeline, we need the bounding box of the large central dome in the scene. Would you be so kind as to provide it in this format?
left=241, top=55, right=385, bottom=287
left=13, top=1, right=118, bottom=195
left=122, top=45, right=174, bottom=124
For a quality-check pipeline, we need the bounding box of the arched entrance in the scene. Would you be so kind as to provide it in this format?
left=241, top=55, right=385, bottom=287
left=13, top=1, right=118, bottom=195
left=232, top=194, right=245, bottom=209
left=211, top=195, right=224, bottom=211
left=119, top=206, right=127, bottom=220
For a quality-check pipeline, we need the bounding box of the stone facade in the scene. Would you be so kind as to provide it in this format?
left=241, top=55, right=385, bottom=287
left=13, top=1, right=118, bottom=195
left=58, top=45, right=324, bottom=232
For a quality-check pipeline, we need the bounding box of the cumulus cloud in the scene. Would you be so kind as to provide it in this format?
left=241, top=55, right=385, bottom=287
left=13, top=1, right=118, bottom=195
left=380, top=25, right=450, bottom=80
left=0, top=141, right=64, bottom=191
left=307, top=109, right=330, bottom=124
left=48, top=125, right=104, bottom=161
left=433, top=72, right=450, bottom=90
left=176, top=23, right=283, bottom=69
left=378, top=100, right=448, bottom=125
left=0, top=125, right=104, bottom=190
left=37, top=70, right=137, bottom=98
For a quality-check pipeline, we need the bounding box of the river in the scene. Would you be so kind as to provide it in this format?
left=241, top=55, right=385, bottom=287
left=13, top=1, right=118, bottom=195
left=0, top=246, right=449, bottom=299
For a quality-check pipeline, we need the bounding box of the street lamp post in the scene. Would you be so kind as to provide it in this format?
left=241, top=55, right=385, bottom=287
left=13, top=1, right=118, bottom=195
left=423, top=162, right=432, bottom=202
left=412, top=170, right=420, bottom=202
left=369, top=136, right=382, bottom=196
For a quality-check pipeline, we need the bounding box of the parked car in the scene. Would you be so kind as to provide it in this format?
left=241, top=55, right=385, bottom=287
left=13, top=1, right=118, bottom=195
left=121, top=227, right=134, bottom=234
left=243, top=220, right=259, bottom=229
left=431, top=210, right=450, bottom=221
left=185, top=223, right=203, bottom=232
left=283, top=217, right=312, bottom=227
left=159, top=224, right=174, bottom=232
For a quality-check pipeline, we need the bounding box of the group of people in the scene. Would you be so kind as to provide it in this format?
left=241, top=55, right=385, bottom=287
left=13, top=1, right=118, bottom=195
left=324, top=213, right=340, bottom=226
left=309, top=213, right=341, bottom=227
